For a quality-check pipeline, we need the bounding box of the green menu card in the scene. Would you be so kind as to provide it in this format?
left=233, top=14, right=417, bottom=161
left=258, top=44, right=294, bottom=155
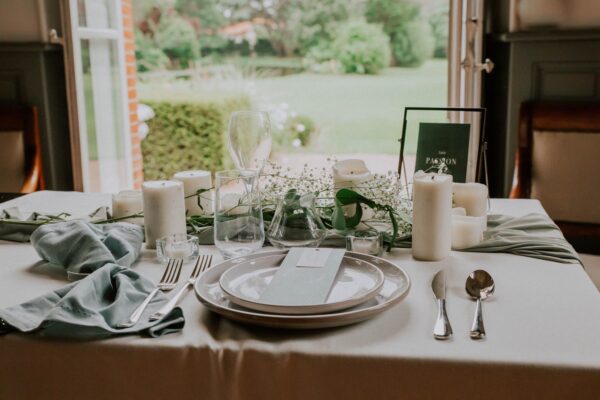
left=414, top=122, right=471, bottom=183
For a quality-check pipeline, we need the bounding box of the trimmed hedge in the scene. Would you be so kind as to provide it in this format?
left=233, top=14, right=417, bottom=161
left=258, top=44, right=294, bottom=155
left=141, top=96, right=250, bottom=180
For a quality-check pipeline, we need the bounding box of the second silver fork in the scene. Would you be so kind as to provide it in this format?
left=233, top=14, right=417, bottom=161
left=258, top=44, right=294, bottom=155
left=149, top=254, right=213, bottom=321
left=117, top=258, right=183, bottom=328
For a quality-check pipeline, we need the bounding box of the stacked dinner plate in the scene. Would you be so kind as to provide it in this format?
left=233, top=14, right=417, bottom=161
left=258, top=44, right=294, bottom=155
left=194, top=250, right=411, bottom=329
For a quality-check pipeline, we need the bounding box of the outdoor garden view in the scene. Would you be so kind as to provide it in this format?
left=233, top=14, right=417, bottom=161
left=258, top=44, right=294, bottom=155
left=133, top=0, right=448, bottom=179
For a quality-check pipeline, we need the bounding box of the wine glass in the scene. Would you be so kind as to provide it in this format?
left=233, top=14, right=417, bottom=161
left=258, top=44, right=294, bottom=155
left=228, top=111, right=272, bottom=171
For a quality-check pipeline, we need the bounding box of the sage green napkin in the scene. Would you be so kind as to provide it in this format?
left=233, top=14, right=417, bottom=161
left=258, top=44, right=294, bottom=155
left=0, top=264, right=184, bottom=338
left=31, top=219, right=144, bottom=277
left=0, top=220, right=185, bottom=338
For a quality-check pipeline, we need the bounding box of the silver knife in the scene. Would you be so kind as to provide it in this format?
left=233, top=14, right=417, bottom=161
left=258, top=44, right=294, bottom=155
left=432, top=270, right=453, bottom=340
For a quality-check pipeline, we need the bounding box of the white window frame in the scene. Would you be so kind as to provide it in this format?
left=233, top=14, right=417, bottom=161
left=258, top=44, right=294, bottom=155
left=64, top=0, right=133, bottom=192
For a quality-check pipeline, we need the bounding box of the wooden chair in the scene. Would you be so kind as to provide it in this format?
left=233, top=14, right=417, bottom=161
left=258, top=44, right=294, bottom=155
left=0, top=106, right=44, bottom=193
left=511, top=101, right=600, bottom=254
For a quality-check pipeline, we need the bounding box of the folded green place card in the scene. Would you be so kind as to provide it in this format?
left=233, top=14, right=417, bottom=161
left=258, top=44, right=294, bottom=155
left=259, top=248, right=346, bottom=306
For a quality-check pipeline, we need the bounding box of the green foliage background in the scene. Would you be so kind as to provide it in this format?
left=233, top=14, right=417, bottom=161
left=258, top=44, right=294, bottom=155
left=391, top=18, right=435, bottom=67
left=332, top=20, right=390, bottom=75
left=141, top=96, right=251, bottom=180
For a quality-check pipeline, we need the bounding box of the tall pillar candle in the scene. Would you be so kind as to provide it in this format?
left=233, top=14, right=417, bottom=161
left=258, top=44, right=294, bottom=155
left=112, top=190, right=144, bottom=225
left=452, top=182, right=488, bottom=230
left=412, top=171, right=452, bottom=261
left=173, top=170, right=213, bottom=215
left=142, top=180, right=187, bottom=249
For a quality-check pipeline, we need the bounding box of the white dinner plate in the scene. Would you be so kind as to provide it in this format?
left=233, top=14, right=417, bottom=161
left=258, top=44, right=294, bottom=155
left=194, top=250, right=411, bottom=329
left=218, top=255, right=385, bottom=315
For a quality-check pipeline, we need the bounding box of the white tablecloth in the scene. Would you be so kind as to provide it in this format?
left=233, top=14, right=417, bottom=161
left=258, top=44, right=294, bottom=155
left=1, top=191, right=599, bottom=400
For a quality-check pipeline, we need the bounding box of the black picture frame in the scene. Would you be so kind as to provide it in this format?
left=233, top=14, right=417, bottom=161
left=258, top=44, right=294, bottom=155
left=398, top=106, right=488, bottom=183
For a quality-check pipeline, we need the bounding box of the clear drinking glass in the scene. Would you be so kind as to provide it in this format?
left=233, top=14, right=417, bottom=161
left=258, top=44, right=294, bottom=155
left=214, top=170, right=265, bottom=259
left=266, top=191, right=327, bottom=248
left=228, top=111, right=272, bottom=171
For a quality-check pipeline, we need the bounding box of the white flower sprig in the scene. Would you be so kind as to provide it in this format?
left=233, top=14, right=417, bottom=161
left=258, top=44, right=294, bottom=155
left=259, top=160, right=412, bottom=239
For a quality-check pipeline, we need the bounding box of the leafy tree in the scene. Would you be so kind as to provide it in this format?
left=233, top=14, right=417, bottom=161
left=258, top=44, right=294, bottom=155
left=429, top=5, right=449, bottom=58
left=135, top=29, right=170, bottom=72
left=391, top=18, right=435, bottom=67
left=294, top=0, right=364, bottom=54
left=154, top=13, right=200, bottom=68
left=365, top=0, right=419, bottom=37
left=365, top=0, right=435, bottom=67
left=174, top=0, right=224, bottom=30
left=219, top=0, right=363, bottom=57
left=332, top=19, right=390, bottom=75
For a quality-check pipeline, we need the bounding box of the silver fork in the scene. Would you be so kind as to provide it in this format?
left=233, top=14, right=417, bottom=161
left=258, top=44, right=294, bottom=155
left=149, top=254, right=213, bottom=321
left=117, top=258, right=183, bottom=328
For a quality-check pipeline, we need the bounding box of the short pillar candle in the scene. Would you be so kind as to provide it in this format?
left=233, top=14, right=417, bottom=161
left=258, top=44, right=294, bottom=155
left=173, top=170, right=213, bottom=216
left=112, top=190, right=143, bottom=225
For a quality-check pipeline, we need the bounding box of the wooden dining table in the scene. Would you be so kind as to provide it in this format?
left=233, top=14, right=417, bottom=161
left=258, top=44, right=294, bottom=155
left=0, top=191, right=599, bottom=400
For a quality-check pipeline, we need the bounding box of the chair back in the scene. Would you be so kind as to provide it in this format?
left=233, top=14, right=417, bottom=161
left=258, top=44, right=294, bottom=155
left=0, top=106, right=44, bottom=193
left=511, top=102, right=600, bottom=253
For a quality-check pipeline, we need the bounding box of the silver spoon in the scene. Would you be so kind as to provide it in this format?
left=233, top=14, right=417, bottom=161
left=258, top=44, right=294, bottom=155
left=465, top=269, right=495, bottom=339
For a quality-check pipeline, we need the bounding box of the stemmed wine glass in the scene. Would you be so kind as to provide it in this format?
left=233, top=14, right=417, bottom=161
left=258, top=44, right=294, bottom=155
left=227, top=111, right=272, bottom=171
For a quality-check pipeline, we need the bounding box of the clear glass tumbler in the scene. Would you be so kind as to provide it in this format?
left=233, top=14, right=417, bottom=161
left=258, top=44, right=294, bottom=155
left=214, top=170, right=265, bottom=259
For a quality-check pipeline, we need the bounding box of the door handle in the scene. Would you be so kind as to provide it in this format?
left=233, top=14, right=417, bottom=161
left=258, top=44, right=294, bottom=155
left=49, top=29, right=64, bottom=46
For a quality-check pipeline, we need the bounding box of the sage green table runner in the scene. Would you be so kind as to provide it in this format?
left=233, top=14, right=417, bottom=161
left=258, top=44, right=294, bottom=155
left=191, top=213, right=580, bottom=265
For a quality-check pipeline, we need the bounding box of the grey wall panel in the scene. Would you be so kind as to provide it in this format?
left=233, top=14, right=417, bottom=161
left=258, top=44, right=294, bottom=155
left=484, top=32, right=600, bottom=196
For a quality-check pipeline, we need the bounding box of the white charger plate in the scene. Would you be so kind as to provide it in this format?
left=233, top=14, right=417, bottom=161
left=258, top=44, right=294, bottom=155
left=194, top=250, right=411, bottom=329
left=218, top=255, right=385, bottom=315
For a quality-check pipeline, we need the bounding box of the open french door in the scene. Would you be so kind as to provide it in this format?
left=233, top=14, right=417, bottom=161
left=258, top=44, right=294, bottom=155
left=61, top=0, right=133, bottom=192
left=448, top=0, right=494, bottom=182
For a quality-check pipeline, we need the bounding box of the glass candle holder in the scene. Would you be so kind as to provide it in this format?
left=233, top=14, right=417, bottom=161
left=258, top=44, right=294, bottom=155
left=346, top=230, right=384, bottom=256
left=156, top=234, right=199, bottom=262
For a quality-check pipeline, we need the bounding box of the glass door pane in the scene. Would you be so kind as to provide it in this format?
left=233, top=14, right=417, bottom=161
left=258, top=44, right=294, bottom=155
left=69, top=0, right=132, bottom=192
left=80, top=38, right=129, bottom=192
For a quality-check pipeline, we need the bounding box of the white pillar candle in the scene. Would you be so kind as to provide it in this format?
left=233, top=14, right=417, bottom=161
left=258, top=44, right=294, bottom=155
left=142, top=180, right=187, bottom=249
left=452, top=183, right=488, bottom=216
left=172, top=170, right=213, bottom=215
left=332, top=159, right=372, bottom=219
left=332, top=159, right=371, bottom=191
left=412, top=171, right=452, bottom=261
left=451, top=215, right=485, bottom=249
left=452, top=207, right=467, bottom=216
left=112, top=190, right=143, bottom=224
left=452, top=182, right=488, bottom=231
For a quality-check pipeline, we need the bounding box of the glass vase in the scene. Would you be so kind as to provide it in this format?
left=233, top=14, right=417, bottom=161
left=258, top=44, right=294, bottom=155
left=266, top=191, right=327, bottom=248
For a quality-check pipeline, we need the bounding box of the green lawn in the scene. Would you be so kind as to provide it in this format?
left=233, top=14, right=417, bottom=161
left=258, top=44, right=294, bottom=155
left=255, top=59, right=447, bottom=154
left=138, top=59, right=447, bottom=155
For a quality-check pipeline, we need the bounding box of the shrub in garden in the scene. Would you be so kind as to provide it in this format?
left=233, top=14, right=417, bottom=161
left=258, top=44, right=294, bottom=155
left=141, top=95, right=251, bottom=180
left=429, top=5, right=449, bottom=58
left=391, top=18, right=435, bottom=67
left=331, top=20, right=390, bottom=75
left=365, top=0, right=419, bottom=37
left=286, top=115, right=318, bottom=147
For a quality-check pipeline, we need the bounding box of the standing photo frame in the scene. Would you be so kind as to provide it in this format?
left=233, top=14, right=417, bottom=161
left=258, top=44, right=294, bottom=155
left=398, top=107, right=488, bottom=191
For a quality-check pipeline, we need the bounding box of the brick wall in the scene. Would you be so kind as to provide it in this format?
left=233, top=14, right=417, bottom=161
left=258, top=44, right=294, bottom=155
left=122, top=0, right=143, bottom=188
